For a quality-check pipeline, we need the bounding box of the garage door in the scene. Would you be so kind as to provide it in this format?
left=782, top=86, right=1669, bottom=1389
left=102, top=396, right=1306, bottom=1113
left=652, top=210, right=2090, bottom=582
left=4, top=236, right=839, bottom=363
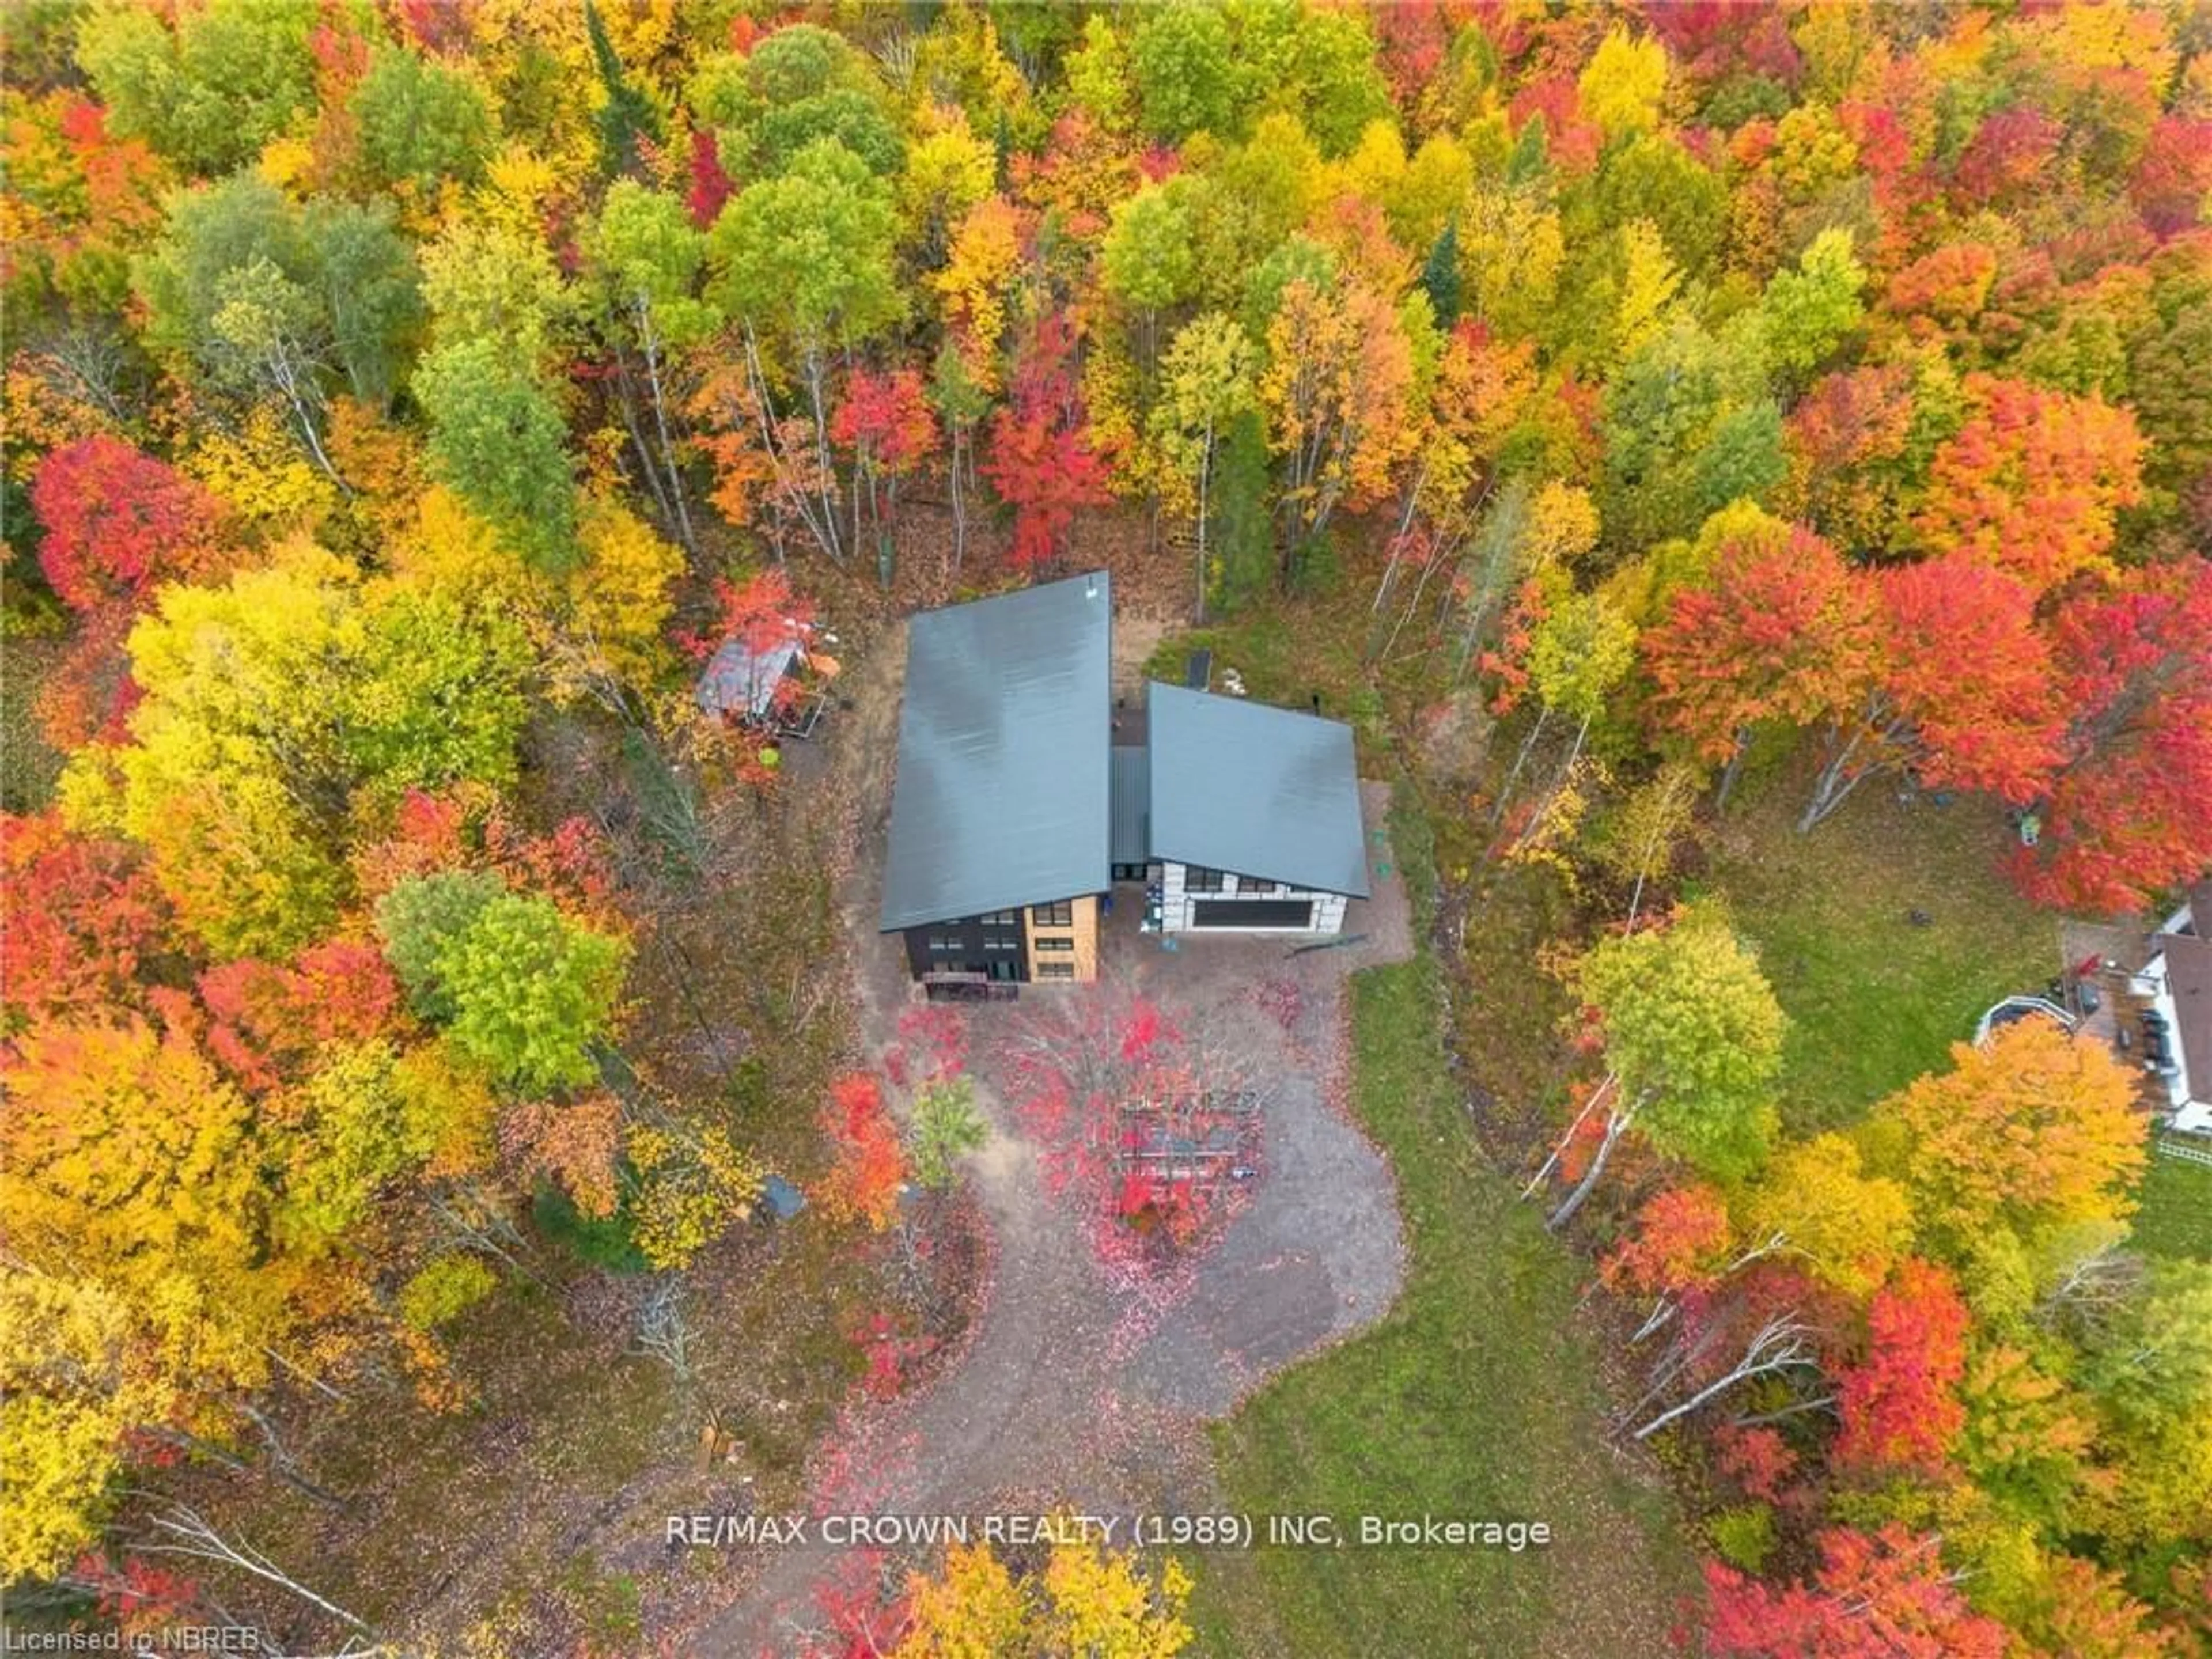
left=1192, top=899, right=1314, bottom=929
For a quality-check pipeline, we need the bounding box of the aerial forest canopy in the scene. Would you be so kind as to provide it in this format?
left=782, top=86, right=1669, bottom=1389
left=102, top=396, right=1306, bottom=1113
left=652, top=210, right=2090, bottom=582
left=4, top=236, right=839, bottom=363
left=2, top=1, right=2209, bottom=1654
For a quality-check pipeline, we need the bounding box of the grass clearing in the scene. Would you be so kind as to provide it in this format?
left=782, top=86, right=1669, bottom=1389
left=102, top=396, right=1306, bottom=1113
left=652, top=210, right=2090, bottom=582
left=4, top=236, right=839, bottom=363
left=1701, top=781, right=2058, bottom=1135
left=2134, top=1154, right=2212, bottom=1261
left=1, top=634, right=64, bottom=812
left=1139, top=590, right=1392, bottom=767
left=1188, top=956, right=1694, bottom=1657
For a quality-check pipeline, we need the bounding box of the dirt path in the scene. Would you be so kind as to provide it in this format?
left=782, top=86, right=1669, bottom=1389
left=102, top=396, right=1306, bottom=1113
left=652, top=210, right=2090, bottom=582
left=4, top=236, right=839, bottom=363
left=687, top=781, right=1414, bottom=1654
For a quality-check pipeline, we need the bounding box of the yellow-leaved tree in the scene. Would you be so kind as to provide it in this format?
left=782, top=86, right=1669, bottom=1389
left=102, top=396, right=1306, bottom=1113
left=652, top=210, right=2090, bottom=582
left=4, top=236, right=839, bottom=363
left=1577, top=25, right=1670, bottom=143
left=897, top=1531, right=1193, bottom=1657
left=0, top=1272, right=168, bottom=1579
left=559, top=494, right=685, bottom=703
left=1742, top=1132, right=1916, bottom=1298
left=1869, top=1020, right=2147, bottom=1278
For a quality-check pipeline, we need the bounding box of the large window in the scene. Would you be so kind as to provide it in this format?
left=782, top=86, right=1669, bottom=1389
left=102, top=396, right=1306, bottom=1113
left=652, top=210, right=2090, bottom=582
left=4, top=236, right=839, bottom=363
left=1036, top=937, right=1074, bottom=953
left=1193, top=899, right=1313, bottom=929
left=978, top=909, right=1019, bottom=926
left=1238, top=877, right=1279, bottom=895
left=1037, top=961, right=1075, bottom=979
left=1031, top=899, right=1074, bottom=927
left=983, top=936, right=1017, bottom=951
left=1184, top=866, right=1224, bottom=893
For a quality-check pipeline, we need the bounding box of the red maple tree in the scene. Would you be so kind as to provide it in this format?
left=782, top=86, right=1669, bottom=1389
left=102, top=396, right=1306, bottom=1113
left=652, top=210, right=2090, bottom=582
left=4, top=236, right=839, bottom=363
left=1833, top=1259, right=1968, bottom=1475
left=1873, top=556, right=2063, bottom=803
left=1601, top=1183, right=1735, bottom=1298
left=817, top=1073, right=906, bottom=1232
left=0, top=811, right=172, bottom=1026
left=29, top=435, right=226, bottom=613
left=685, top=126, right=733, bottom=229
left=198, top=939, right=404, bottom=1093
left=1702, top=1524, right=2009, bottom=1657
left=2014, top=559, right=2212, bottom=913
left=981, top=311, right=1111, bottom=570
left=1642, top=524, right=1877, bottom=779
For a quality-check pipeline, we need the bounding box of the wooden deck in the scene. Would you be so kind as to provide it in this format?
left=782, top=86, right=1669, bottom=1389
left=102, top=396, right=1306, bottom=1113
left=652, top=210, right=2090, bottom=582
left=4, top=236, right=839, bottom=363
left=2059, top=918, right=2161, bottom=1049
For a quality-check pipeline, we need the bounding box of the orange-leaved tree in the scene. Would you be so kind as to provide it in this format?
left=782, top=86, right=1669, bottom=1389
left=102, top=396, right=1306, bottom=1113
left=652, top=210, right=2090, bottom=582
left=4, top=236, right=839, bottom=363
left=1871, top=1020, right=2147, bottom=1281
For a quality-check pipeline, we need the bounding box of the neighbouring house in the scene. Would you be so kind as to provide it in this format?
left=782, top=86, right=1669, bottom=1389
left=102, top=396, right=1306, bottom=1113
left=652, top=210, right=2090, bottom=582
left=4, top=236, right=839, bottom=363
left=879, top=573, right=1372, bottom=995
left=2065, top=878, right=2212, bottom=1141
left=2134, top=882, right=2212, bottom=1139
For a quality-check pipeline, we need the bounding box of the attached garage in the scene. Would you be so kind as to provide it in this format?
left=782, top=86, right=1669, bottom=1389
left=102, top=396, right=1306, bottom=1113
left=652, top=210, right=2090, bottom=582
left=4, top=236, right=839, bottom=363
left=1192, top=898, right=1313, bottom=930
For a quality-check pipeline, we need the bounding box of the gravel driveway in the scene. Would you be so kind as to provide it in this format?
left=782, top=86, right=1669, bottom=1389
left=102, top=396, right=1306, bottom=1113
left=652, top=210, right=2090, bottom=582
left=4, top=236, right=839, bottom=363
left=688, top=768, right=1412, bottom=1654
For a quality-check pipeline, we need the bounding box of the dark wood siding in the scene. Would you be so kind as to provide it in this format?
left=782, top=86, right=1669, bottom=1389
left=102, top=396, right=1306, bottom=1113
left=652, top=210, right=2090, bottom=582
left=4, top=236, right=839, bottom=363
left=904, top=912, right=1031, bottom=980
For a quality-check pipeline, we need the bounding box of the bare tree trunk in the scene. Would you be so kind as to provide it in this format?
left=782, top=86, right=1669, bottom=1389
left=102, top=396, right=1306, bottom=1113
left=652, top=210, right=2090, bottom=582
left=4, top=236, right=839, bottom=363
left=1510, top=710, right=1594, bottom=854
left=430, top=1188, right=551, bottom=1290
left=876, top=468, right=896, bottom=589
left=1371, top=459, right=1427, bottom=616
left=236, top=1403, right=349, bottom=1508
left=851, top=448, right=867, bottom=573
left=1730, top=1396, right=1836, bottom=1429
left=1713, top=736, right=1749, bottom=812
left=260, top=1345, right=346, bottom=1405
left=1490, top=703, right=1552, bottom=827
left=45, top=323, right=135, bottom=426
left=739, top=321, right=842, bottom=565
left=1546, top=1097, right=1636, bottom=1232
left=1626, top=1232, right=1787, bottom=1344
left=1800, top=698, right=1907, bottom=831
left=946, top=424, right=968, bottom=575
left=613, top=353, right=677, bottom=527
left=635, top=301, right=696, bottom=551
left=802, top=346, right=845, bottom=563
left=1800, top=726, right=1870, bottom=831
left=1194, top=415, right=1213, bottom=624
left=1631, top=1315, right=1817, bottom=1440
left=1627, top=769, right=1695, bottom=927
left=1384, top=509, right=1474, bottom=668
left=133, top=1502, right=372, bottom=1634
left=268, top=353, right=348, bottom=494
left=634, top=1276, right=695, bottom=1383
left=1521, top=1073, right=1616, bottom=1200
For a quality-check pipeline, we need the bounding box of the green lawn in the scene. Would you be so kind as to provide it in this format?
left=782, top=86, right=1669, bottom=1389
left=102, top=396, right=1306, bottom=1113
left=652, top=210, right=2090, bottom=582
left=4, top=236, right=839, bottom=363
left=2134, top=1154, right=2212, bottom=1262
left=1703, top=782, right=2059, bottom=1135
left=0, top=634, right=64, bottom=813
left=1187, top=956, right=1695, bottom=1657
left=1705, top=779, right=2210, bottom=1268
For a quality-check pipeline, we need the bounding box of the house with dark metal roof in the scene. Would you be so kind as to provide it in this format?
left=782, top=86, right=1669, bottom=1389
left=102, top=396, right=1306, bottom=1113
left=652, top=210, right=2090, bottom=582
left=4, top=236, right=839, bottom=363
left=879, top=575, right=1371, bottom=995
left=1143, top=682, right=1369, bottom=935
left=2059, top=878, right=2212, bottom=1146
left=880, top=573, right=1113, bottom=991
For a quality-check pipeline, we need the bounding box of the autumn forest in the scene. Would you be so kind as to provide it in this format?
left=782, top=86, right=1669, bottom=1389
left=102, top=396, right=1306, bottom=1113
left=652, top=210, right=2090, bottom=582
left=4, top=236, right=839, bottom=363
left=3, top=0, right=2211, bottom=1655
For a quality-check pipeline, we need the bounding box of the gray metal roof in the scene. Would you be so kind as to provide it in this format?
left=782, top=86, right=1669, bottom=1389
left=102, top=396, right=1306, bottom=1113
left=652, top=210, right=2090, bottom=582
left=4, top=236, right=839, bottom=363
left=879, top=574, right=1112, bottom=931
left=1111, top=746, right=1150, bottom=865
left=696, top=634, right=801, bottom=719
left=1146, top=683, right=1370, bottom=898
